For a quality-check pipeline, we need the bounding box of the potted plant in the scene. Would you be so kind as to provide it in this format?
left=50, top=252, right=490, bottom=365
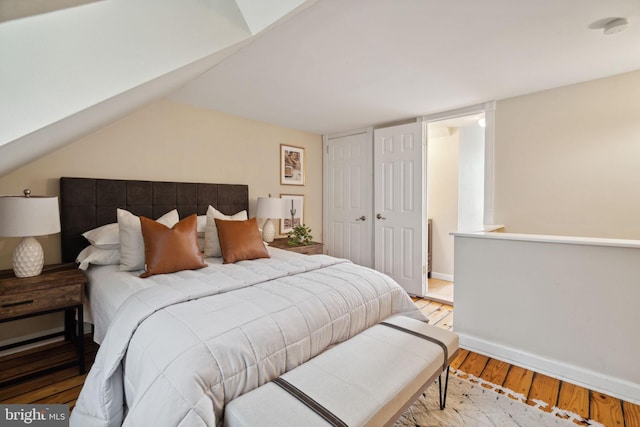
left=287, top=224, right=313, bottom=247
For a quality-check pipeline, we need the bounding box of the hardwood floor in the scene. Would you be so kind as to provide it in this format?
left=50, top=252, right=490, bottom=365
left=1, top=300, right=638, bottom=427
left=423, top=278, right=454, bottom=305
left=0, top=336, right=98, bottom=409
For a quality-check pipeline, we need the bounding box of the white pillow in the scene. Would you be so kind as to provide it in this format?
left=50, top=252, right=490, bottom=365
left=204, top=206, right=248, bottom=257
left=82, top=223, right=120, bottom=249
left=76, top=245, right=121, bottom=270
left=197, top=215, right=207, bottom=237
left=118, top=208, right=179, bottom=271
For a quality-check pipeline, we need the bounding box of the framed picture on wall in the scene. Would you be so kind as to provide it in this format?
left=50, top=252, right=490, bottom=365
left=280, top=194, right=304, bottom=234
left=280, top=144, right=305, bottom=185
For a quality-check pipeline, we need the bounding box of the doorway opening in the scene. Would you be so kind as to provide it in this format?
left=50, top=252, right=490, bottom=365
left=424, top=112, right=487, bottom=304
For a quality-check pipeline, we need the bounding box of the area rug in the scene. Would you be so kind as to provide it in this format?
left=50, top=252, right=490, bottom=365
left=394, top=370, right=604, bottom=426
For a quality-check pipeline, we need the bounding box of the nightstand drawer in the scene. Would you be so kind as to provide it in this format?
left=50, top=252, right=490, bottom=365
left=0, top=283, right=82, bottom=320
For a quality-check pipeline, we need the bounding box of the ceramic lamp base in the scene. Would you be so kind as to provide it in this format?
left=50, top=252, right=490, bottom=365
left=12, top=236, right=44, bottom=278
left=262, top=219, right=276, bottom=243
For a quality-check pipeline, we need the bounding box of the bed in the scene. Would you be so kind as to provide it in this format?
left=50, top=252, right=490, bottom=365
left=62, top=177, right=426, bottom=427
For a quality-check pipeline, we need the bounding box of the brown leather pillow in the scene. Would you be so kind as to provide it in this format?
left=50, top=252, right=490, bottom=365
left=139, top=214, right=206, bottom=278
left=215, top=217, right=270, bottom=264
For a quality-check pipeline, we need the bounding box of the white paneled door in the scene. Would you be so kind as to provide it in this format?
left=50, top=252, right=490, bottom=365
left=374, top=122, right=427, bottom=296
left=324, top=130, right=373, bottom=267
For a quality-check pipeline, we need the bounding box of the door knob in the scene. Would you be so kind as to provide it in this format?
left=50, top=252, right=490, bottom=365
left=376, top=213, right=386, bottom=220
left=356, top=216, right=366, bottom=221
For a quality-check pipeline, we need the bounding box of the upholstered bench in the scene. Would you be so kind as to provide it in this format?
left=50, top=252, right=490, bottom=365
left=224, top=314, right=459, bottom=427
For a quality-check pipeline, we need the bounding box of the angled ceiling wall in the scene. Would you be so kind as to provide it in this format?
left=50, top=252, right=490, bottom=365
left=0, top=0, right=103, bottom=23
left=0, top=0, right=310, bottom=177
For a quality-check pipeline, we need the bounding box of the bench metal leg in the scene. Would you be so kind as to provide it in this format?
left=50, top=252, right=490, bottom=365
left=438, top=366, right=450, bottom=410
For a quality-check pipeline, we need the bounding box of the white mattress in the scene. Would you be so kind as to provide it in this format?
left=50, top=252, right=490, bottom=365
left=84, top=247, right=307, bottom=343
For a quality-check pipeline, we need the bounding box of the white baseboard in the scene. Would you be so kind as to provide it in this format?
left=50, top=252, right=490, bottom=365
left=430, top=272, right=453, bottom=282
left=458, top=332, right=640, bottom=406
left=0, top=323, right=93, bottom=357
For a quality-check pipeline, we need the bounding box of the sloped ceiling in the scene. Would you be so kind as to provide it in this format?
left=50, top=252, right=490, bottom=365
left=171, top=0, right=640, bottom=135
left=0, top=0, right=311, bottom=177
left=0, top=0, right=103, bottom=23
left=1, top=0, right=639, bottom=178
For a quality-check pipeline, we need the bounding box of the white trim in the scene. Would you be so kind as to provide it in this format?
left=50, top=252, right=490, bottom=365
left=0, top=326, right=63, bottom=348
left=0, top=327, right=64, bottom=357
left=452, top=230, right=640, bottom=249
left=325, top=128, right=370, bottom=140
left=430, top=272, right=453, bottom=282
left=322, top=133, right=329, bottom=251
left=421, top=101, right=496, bottom=233
left=459, top=332, right=640, bottom=406
left=483, top=104, right=496, bottom=225
left=373, top=118, right=419, bottom=130
left=0, top=336, right=65, bottom=357
left=418, top=101, right=495, bottom=123
left=422, top=293, right=453, bottom=305
left=0, top=322, right=93, bottom=357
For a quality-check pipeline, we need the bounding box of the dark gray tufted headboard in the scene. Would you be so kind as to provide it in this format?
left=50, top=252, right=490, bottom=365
left=59, top=177, right=248, bottom=263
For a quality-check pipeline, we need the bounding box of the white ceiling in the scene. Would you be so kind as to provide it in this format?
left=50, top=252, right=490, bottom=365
left=170, top=0, right=640, bottom=135
left=0, top=0, right=308, bottom=177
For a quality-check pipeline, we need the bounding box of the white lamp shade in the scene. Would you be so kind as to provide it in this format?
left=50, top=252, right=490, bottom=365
left=0, top=195, right=61, bottom=237
left=256, top=197, right=283, bottom=219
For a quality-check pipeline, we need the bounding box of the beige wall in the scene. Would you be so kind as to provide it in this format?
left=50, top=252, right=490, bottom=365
left=0, top=98, right=323, bottom=270
left=427, top=129, right=458, bottom=278
left=494, top=69, right=640, bottom=239
left=0, top=99, right=322, bottom=343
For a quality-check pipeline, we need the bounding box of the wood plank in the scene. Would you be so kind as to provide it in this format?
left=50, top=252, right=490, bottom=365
left=526, top=373, right=560, bottom=412
left=431, top=310, right=453, bottom=331
left=479, top=358, right=510, bottom=388
left=4, top=373, right=87, bottom=404
left=457, top=351, right=489, bottom=378
left=0, top=336, right=97, bottom=401
left=34, top=384, right=83, bottom=404
left=411, top=297, right=431, bottom=309
left=419, top=302, right=446, bottom=317
left=0, top=341, right=75, bottom=371
left=426, top=305, right=452, bottom=325
left=556, top=381, right=590, bottom=421
left=502, top=365, right=534, bottom=400
left=0, top=338, right=71, bottom=362
left=590, top=391, right=625, bottom=427
left=450, top=349, right=469, bottom=371
left=0, top=367, right=78, bottom=401
left=0, top=349, right=78, bottom=382
left=623, top=401, right=640, bottom=427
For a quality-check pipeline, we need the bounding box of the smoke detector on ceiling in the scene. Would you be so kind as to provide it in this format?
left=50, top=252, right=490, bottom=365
left=603, top=18, right=629, bottom=35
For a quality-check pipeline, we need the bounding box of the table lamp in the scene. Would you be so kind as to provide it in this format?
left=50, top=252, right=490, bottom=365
left=256, top=196, right=282, bottom=243
left=0, top=189, right=61, bottom=277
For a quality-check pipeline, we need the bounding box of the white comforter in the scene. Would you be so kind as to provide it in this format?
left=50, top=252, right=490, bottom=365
left=71, top=252, right=425, bottom=427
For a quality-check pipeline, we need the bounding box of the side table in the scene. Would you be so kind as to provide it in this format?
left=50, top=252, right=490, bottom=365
left=0, top=263, right=86, bottom=386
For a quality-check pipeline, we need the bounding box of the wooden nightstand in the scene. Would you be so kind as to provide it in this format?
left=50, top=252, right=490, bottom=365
left=269, top=238, right=324, bottom=255
left=0, top=263, right=87, bottom=386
